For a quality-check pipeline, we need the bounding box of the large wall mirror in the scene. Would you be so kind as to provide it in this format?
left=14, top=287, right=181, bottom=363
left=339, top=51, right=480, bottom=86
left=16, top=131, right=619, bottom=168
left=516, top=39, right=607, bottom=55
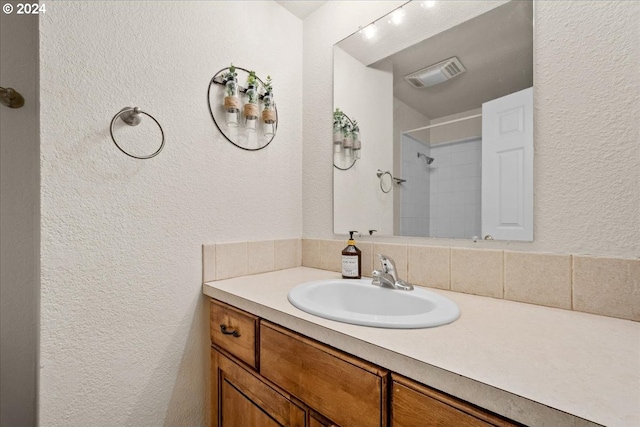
left=333, top=0, right=533, bottom=241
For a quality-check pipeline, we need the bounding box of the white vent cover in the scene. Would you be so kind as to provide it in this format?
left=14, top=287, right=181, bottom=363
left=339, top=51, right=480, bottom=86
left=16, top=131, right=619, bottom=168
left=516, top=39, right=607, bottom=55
left=404, top=57, right=466, bottom=88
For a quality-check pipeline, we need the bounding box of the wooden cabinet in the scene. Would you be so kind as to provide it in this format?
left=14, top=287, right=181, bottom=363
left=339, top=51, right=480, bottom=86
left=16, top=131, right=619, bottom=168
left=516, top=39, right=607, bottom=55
left=210, top=299, right=259, bottom=369
left=210, top=299, right=519, bottom=427
left=260, top=321, right=387, bottom=427
left=391, top=375, right=521, bottom=427
left=211, top=348, right=305, bottom=427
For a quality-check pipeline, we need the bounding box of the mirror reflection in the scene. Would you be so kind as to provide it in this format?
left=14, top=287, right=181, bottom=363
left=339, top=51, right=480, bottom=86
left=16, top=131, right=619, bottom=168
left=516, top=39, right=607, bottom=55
left=333, top=0, right=533, bottom=241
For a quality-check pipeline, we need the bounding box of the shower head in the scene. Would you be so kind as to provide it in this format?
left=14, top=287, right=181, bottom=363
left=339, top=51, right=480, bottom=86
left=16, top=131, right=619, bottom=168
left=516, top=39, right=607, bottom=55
left=417, top=152, right=434, bottom=165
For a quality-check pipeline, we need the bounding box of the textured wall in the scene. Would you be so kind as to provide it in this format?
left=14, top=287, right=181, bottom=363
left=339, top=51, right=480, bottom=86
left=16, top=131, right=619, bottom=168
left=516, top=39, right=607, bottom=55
left=303, top=1, right=640, bottom=259
left=0, top=2, right=39, bottom=425
left=39, top=2, right=302, bottom=426
left=303, top=0, right=405, bottom=241
left=333, top=47, right=394, bottom=234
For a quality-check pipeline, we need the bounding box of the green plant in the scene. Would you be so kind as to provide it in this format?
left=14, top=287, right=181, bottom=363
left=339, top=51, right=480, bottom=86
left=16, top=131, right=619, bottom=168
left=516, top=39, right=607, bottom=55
left=333, top=108, right=344, bottom=127
left=223, top=63, right=238, bottom=97
left=263, top=75, right=273, bottom=93
left=342, top=120, right=352, bottom=134
left=352, top=120, right=359, bottom=133
left=223, top=63, right=237, bottom=82
left=247, top=70, right=258, bottom=87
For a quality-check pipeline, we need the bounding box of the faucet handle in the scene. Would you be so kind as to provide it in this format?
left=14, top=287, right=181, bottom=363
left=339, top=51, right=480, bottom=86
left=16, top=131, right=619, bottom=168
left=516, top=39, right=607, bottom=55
left=377, top=254, right=398, bottom=280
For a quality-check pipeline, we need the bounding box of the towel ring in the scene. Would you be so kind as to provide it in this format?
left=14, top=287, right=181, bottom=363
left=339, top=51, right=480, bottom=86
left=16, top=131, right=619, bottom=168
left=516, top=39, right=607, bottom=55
left=377, top=169, right=393, bottom=193
left=110, top=107, right=165, bottom=159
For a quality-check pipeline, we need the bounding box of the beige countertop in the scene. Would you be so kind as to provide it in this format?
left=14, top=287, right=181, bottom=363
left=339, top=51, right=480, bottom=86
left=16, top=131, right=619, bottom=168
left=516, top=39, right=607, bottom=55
left=203, top=267, right=640, bottom=427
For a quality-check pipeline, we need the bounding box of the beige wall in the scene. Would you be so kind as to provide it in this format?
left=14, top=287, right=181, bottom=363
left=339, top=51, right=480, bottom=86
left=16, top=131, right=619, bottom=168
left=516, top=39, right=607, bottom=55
left=333, top=47, right=394, bottom=234
left=7, top=2, right=639, bottom=425
left=0, top=2, right=39, bottom=425
left=429, top=108, right=482, bottom=146
left=39, top=2, right=302, bottom=425
left=392, top=97, right=431, bottom=233
left=303, top=1, right=640, bottom=259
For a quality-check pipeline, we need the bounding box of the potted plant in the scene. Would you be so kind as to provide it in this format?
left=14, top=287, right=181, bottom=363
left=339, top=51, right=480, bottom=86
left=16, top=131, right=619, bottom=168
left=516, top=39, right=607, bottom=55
left=244, top=70, right=259, bottom=132
left=222, top=63, right=240, bottom=127
left=262, top=75, right=276, bottom=137
left=352, top=120, right=361, bottom=159
left=333, top=108, right=344, bottom=152
left=342, top=118, right=353, bottom=158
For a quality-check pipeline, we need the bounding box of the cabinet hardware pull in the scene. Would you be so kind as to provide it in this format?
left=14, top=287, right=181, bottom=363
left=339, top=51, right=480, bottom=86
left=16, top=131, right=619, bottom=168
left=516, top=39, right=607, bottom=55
left=219, top=324, right=241, bottom=338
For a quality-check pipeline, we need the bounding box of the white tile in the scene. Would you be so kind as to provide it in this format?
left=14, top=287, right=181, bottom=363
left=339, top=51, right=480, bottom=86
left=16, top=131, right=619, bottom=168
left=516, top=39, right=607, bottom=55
left=462, top=177, right=479, bottom=192
left=437, top=153, right=452, bottom=167
left=450, top=228, right=465, bottom=239
left=451, top=178, right=465, bottom=192
left=451, top=153, right=467, bottom=166
left=449, top=142, right=466, bottom=153
left=462, top=164, right=478, bottom=178
left=461, top=149, right=478, bottom=165
left=474, top=162, right=482, bottom=177
left=451, top=203, right=466, bottom=218
left=451, top=166, right=467, bottom=179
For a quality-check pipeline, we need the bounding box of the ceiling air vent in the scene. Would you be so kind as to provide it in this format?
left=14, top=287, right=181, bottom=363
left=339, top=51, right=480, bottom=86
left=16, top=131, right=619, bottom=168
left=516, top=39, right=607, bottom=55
left=404, top=57, right=466, bottom=88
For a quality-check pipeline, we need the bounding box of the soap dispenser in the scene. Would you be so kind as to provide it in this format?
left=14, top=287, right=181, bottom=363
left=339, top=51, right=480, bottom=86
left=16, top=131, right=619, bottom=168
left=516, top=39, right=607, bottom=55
left=342, top=231, right=362, bottom=279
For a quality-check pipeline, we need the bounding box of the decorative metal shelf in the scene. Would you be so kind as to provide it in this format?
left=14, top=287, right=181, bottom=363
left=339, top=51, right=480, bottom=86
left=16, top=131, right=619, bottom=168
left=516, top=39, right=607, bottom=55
left=207, top=66, right=278, bottom=152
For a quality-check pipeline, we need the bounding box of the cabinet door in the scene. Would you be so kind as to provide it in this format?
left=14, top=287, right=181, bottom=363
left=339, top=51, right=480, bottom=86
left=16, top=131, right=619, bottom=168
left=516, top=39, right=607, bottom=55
left=391, top=376, right=520, bottom=427
left=308, top=410, right=339, bottom=427
left=211, top=348, right=306, bottom=427
left=260, top=321, right=388, bottom=427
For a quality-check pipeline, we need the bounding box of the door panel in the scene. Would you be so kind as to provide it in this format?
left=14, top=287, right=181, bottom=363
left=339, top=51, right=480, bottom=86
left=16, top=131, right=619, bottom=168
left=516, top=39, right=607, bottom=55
left=481, top=87, right=533, bottom=241
left=221, top=379, right=282, bottom=427
left=212, top=348, right=305, bottom=427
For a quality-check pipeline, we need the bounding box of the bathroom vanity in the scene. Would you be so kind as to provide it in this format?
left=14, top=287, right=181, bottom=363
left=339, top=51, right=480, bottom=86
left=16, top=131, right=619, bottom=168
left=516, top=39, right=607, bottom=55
left=210, top=298, right=517, bottom=426
left=204, top=267, right=639, bottom=427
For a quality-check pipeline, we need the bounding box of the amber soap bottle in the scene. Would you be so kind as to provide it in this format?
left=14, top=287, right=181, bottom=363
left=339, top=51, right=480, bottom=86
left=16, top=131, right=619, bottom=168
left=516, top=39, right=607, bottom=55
left=341, top=231, right=361, bottom=279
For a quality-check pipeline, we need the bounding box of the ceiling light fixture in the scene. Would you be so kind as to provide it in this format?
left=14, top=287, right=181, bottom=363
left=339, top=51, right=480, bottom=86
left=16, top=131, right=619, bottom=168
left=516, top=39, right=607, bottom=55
left=388, top=8, right=406, bottom=26
left=360, top=23, right=377, bottom=40
left=422, top=1, right=436, bottom=9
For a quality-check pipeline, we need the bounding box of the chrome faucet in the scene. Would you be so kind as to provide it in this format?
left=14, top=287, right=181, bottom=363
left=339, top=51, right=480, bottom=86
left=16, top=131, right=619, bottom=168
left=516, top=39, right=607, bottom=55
left=372, top=254, right=414, bottom=291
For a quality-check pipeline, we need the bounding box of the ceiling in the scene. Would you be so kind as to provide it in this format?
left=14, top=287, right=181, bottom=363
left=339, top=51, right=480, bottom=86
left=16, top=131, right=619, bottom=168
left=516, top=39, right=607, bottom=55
left=340, top=0, right=533, bottom=121
left=276, top=1, right=327, bottom=20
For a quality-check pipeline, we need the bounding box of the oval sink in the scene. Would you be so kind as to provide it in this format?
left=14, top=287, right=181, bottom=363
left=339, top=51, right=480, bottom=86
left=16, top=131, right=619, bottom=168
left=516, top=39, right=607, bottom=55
left=288, top=278, right=460, bottom=329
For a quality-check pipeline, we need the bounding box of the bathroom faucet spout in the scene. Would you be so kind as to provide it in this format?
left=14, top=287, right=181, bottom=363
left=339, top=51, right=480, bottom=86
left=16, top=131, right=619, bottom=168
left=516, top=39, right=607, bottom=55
left=372, top=254, right=414, bottom=291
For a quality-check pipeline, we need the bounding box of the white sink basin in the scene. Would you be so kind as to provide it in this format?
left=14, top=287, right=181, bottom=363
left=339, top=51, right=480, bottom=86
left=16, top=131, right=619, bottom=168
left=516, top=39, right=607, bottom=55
left=288, top=278, right=460, bottom=329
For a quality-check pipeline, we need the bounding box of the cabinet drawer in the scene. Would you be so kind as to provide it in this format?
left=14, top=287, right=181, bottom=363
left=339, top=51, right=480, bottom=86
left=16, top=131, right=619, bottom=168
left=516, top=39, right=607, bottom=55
left=210, top=300, right=258, bottom=369
left=260, top=321, right=388, bottom=427
left=391, top=375, right=520, bottom=427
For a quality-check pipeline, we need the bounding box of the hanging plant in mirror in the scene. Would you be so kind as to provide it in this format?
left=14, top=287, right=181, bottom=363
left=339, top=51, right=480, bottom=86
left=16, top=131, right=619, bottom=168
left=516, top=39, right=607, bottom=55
left=244, top=71, right=259, bottom=132
left=208, top=64, right=278, bottom=151
left=262, top=76, right=276, bottom=137
left=333, top=108, right=358, bottom=170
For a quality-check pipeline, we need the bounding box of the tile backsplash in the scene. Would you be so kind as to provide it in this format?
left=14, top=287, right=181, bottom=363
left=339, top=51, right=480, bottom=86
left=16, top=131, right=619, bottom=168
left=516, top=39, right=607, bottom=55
left=203, top=238, right=638, bottom=322
left=202, top=238, right=301, bottom=282
left=300, top=239, right=639, bottom=322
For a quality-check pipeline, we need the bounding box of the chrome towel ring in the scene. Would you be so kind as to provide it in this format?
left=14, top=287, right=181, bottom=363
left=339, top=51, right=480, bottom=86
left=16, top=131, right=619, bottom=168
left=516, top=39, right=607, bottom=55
left=377, top=169, right=393, bottom=193
left=109, top=107, right=165, bottom=159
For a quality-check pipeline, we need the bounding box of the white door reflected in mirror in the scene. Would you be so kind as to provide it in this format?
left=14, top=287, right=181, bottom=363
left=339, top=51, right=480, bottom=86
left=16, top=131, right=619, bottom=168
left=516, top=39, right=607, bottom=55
left=482, top=87, right=533, bottom=241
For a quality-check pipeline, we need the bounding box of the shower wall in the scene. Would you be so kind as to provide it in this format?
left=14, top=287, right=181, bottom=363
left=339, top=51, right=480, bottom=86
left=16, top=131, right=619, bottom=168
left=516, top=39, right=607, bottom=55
left=429, top=138, right=482, bottom=238
left=399, top=135, right=430, bottom=236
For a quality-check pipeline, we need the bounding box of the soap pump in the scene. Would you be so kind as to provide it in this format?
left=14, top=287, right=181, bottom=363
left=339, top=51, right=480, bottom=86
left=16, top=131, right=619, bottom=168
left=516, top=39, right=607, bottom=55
left=341, top=231, right=362, bottom=279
